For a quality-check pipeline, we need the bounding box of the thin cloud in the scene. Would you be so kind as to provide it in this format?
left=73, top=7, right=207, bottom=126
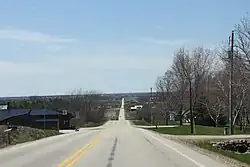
left=0, top=28, right=77, bottom=43
left=138, top=37, right=189, bottom=46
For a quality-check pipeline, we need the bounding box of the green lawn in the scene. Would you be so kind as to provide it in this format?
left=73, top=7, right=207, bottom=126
left=150, top=125, right=250, bottom=135
left=194, top=140, right=250, bottom=165
left=132, top=120, right=179, bottom=126
left=132, top=120, right=151, bottom=126
left=156, top=120, right=179, bottom=125
left=82, top=120, right=107, bottom=127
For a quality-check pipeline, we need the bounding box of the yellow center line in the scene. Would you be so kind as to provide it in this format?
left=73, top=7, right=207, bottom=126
left=56, top=129, right=111, bottom=167
left=56, top=145, right=91, bottom=167
left=66, top=138, right=100, bottom=167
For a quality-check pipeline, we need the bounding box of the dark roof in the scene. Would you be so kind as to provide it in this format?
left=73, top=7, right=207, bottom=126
left=30, top=109, right=60, bottom=116
left=0, top=109, right=30, bottom=121
left=0, top=109, right=62, bottom=122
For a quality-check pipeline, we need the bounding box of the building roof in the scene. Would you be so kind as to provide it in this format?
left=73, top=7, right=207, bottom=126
left=0, top=109, right=30, bottom=121
left=30, top=109, right=60, bottom=116
left=0, top=109, right=61, bottom=122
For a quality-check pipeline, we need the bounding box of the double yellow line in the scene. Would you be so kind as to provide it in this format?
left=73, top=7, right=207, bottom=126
left=57, top=131, right=106, bottom=167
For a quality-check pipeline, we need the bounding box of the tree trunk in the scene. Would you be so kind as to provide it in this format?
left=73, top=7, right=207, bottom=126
left=165, top=118, right=169, bottom=125
left=215, top=119, right=218, bottom=127
left=239, top=113, right=243, bottom=131
left=179, top=114, right=183, bottom=125
left=243, top=109, right=247, bottom=133
left=165, top=112, right=169, bottom=125
left=179, top=105, right=183, bottom=125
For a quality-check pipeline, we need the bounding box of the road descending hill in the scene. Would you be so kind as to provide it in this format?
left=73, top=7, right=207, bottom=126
left=0, top=98, right=230, bottom=167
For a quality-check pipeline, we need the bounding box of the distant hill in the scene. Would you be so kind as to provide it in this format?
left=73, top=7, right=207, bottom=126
left=0, top=91, right=156, bottom=101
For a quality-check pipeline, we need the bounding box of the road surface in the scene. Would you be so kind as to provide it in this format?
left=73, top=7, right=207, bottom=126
left=0, top=98, right=230, bottom=167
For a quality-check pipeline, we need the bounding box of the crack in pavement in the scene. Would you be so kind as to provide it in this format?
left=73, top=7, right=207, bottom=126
left=106, top=137, right=118, bottom=167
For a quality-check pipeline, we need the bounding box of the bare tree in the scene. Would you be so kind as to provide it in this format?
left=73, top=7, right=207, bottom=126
left=69, top=89, right=101, bottom=127
left=214, top=57, right=249, bottom=129
left=191, top=47, right=214, bottom=103
left=171, top=48, right=190, bottom=125
left=177, top=49, right=196, bottom=132
left=154, top=18, right=250, bottom=130
left=155, top=70, right=174, bottom=124
left=201, top=94, right=223, bottom=127
left=235, top=15, right=250, bottom=72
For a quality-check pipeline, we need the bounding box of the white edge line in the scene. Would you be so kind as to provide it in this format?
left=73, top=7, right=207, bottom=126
left=139, top=129, right=206, bottom=167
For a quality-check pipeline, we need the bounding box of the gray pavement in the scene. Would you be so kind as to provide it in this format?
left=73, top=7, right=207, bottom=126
left=0, top=98, right=230, bottom=167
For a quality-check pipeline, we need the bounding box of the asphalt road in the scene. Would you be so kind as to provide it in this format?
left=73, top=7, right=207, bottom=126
left=0, top=98, right=230, bottom=167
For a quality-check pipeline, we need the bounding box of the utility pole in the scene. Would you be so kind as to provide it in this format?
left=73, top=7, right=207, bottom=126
left=189, top=80, right=194, bottom=134
left=150, top=87, right=153, bottom=125
left=228, top=30, right=234, bottom=135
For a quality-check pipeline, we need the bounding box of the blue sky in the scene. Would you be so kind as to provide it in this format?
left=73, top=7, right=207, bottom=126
left=0, top=0, right=249, bottom=96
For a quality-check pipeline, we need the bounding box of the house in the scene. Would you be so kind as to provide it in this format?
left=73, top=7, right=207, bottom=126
left=29, top=109, right=74, bottom=130
left=0, top=108, right=74, bottom=130
left=0, top=109, right=31, bottom=126
left=0, top=105, right=7, bottom=110
left=130, top=105, right=143, bottom=111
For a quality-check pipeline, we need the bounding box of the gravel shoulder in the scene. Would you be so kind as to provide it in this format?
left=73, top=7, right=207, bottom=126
left=160, top=134, right=250, bottom=167
left=167, top=134, right=250, bottom=140
left=0, top=125, right=61, bottom=149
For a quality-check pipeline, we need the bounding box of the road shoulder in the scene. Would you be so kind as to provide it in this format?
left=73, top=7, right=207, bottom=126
left=159, top=134, right=250, bottom=167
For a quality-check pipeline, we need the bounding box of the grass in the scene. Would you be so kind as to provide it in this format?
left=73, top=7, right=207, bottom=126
left=132, top=119, right=179, bottom=126
left=156, top=120, right=179, bottom=125
left=132, top=120, right=151, bottom=126
left=150, top=125, right=250, bottom=135
left=105, top=108, right=120, bottom=121
left=148, top=124, right=250, bottom=165
left=81, top=120, right=107, bottom=128
left=194, top=140, right=250, bottom=165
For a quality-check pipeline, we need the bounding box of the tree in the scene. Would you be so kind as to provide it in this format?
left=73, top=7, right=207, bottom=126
left=69, top=89, right=101, bottom=126
left=170, top=48, right=189, bottom=125
left=201, top=94, right=223, bottom=127
left=155, top=70, right=174, bottom=124
left=216, top=47, right=249, bottom=131
left=235, top=15, right=250, bottom=73
left=191, top=47, right=213, bottom=105
left=153, top=14, right=250, bottom=134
